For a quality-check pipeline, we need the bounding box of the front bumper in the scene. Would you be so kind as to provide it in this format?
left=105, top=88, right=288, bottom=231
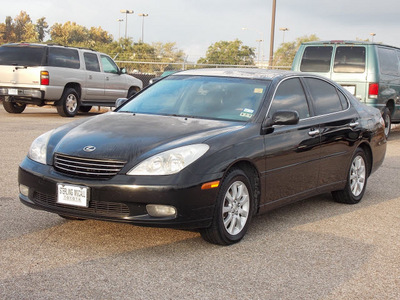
left=18, top=157, right=220, bottom=229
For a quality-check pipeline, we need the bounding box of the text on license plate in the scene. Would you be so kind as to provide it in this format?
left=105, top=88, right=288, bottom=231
left=57, top=184, right=89, bottom=207
left=342, top=85, right=356, bottom=95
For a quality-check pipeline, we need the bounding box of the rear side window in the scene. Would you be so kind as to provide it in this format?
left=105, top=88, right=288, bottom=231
left=84, top=53, right=100, bottom=72
left=305, top=78, right=344, bottom=115
left=0, top=45, right=45, bottom=66
left=378, top=47, right=400, bottom=76
left=269, top=78, right=310, bottom=119
left=334, top=46, right=366, bottom=73
left=300, top=46, right=333, bottom=72
left=48, top=48, right=80, bottom=69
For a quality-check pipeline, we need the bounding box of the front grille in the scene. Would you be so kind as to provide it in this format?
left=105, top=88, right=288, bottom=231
left=33, top=191, right=130, bottom=217
left=54, top=153, right=126, bottom=179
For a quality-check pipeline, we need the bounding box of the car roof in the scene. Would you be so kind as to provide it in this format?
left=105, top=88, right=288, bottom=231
left=172, top=68, right=302, bottom=80
left=301, top=40, right=400, bottom=49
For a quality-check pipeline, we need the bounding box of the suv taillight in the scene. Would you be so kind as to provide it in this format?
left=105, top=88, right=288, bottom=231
left=369, top=83, right=379, bottom=98
left=40, top=71, right=49, bottom=85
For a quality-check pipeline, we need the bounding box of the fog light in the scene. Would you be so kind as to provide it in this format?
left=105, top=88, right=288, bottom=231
left=146, top=204, right=177, bottom=218
left=19, top=184, right=29, bottom=197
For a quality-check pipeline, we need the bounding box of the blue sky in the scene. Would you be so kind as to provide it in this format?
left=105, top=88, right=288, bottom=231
left=2, top=0, right=399, bottom=61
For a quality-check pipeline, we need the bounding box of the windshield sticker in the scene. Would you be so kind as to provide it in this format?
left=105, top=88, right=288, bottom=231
left=254, top=88, right=264, bottom=94
left=240, top=109, right=254, bottom=119
left=243, top=108, right=254, bottom=114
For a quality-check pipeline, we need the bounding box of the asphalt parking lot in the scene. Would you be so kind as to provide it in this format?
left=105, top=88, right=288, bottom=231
left=1, top=105, right=399, bottom=299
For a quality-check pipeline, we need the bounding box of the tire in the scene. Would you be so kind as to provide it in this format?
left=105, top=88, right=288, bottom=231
left=56, top=88, right=79, bottom=117
left=382, top=107, right=391, bottom=138
left=200, top=168, right=255, bottom=245
left=79, top=105, right=92, bottom=113
left=332, top=148, right=368, bottom=204
left=3, top=97, right=26, bottom=114
left=127, top=88, right=138, bottom=98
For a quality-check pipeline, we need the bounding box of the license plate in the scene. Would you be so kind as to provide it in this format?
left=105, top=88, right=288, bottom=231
left=57, top=184, right=89, bottom=207
left=342, top=85, right=356, bottom=95
left=8, top=88, right=18, bottom=95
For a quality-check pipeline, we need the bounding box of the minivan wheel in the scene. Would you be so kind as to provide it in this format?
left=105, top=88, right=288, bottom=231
left=57, top=88, right=79, bottom=117
left=3, top=98, right=26, bottom=114
left=332, top=148, right=368, bottom=204
left=383, top=107, right=391, bottom=138
left=200, top=168, right=254, bottom=245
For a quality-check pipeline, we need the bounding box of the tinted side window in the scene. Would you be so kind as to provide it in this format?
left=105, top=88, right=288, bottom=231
left=305, top=78, right=343, bottom=115
left=300, top=46, right=333, bottom=72
left=101, top=55, right=119, bottom=73
left=334, top=46, right=366, bottom=73
left=378, top=47, right=400, bottom=76
left=269, top=78, right=310, bottom=119
left=48, top=48, right=80, bottom=69
left=84, top=53, right=100, bottom=72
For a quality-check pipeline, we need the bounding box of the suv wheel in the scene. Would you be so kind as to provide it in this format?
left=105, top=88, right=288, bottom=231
left=57, top=88, right=79, bottom=117
left=3, top=97, right=26, bottom=114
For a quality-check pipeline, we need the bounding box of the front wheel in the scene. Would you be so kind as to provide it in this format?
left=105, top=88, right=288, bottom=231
left=332, top=148, right=368, bottom=204
left=3, top=97, right=26, bottom=113
left=200, top=168, right=254, bottom=245
left=56, top=88, right=79, bottom=117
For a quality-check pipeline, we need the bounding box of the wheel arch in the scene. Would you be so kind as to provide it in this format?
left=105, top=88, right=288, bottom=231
left=62, top=83, right=82, bottom=100
left=357, top=142, right=373, bottom=177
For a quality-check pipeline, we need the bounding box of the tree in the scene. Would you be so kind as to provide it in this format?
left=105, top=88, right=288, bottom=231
left=197, top=39, right=255, bottom=65
left=35, top=17, right=48, bottom=42
left=14, top=11, right=36, bottom=42
left=273, top=34, right=319, bottom=67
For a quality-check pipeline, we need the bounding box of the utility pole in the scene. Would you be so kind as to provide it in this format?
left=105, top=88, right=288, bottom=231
left=269, top=0, right=276, bottom=69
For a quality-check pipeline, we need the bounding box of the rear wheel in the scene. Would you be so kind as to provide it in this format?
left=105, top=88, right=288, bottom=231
left=200, top=168, right=254, bottom=245
left=332, top=148, right=368, bottom=204
left=56, top=88, right=79, bottom=117
left=382, top=107, right=391, bottom=138
left=3, top=97, right=26, bottom=113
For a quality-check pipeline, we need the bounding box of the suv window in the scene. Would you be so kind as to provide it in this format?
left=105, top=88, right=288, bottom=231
left=305, top=78, right=344, bottom=115
left=378, top=47, right=400, bottom=76
left=300, top=46, right=333, bottom=72
left=101, top=55, right=119, bottom=74
left=269, top=78, right=310, bottom=119
left=84, top=53, right=100, bottom=72
left=334, top=46, right=366, bottom=73
left=48, top=48, right=80, bottom=69
left=0, top=45, right=45, bottom=66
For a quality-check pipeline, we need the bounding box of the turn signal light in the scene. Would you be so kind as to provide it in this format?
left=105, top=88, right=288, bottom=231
left=40, top=71, right=49, bottom=85
left=368, top=83, right=379, bottom=98
left=201, top=181, right=220, bottom=190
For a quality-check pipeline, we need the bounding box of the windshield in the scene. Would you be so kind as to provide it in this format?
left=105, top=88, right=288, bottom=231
left=119, top=75, right=270, bottom=122
left=0, top=45, right=46, bottom=66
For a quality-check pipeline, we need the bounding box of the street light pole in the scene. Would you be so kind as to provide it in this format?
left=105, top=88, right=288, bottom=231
left=138, top=13, right=148, bottom=43
left=117, top=19, right=124, bottom=40
left=120, top=9, right=134, bottom=39
left=269, top=0, right=276, bottom=69
left=370, top=33, right=376, bottom=42
left=279, top=27, right=288, bottom=44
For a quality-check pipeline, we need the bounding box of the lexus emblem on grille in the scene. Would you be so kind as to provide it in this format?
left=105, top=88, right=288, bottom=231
left=83, top=145, right=96, bottom=152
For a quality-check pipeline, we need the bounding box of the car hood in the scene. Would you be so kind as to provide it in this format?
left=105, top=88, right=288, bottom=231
left=51, top=112, right=243, bottom=164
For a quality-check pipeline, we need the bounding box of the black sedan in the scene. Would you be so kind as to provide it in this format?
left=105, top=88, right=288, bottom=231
left=18, top=69, right=386, bottom=245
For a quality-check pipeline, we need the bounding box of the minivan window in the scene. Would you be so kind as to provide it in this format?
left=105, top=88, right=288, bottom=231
left=0, top=45, right=45, bottom=66
left=269, top=78, right=310, bottom=119
left=84, top=52, right=100, bottom=72
left=334, top=46, right=366, bottom=73
left=378, top=47, right=400, bottom=76
left=48, top=48, right=80, bottom=69
left=305, top=78, right=343, bottom=115
left=300, top=46, right=333, bottom=72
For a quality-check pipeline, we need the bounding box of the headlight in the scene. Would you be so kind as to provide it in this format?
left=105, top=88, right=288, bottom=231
left=128, top=144, right=209, bottom=175
left=28, top=130, right=53, bottom=164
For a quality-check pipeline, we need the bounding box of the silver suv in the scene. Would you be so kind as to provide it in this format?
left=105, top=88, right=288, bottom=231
left=0, top=43, right=143, bottom=117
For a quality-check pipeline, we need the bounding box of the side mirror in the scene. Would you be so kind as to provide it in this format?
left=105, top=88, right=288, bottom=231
left=263, top=110, right=300, bottom=129
left=119, top=67, right=127, bottom=75
left=115, top=98, right=128, bottom=109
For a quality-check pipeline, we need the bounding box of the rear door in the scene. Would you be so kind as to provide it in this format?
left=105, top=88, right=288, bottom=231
left=263, top=77, right=321, bottom=203
left=82, top=52, right=105, bottom=100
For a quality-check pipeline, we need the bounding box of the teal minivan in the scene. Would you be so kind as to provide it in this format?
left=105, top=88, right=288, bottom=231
left=292, top=40, right=400, bottom=137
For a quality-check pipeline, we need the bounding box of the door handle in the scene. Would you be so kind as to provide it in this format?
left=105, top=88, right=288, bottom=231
left=349, top=122, right=359, bottom=128
left=105, top=77, right=110, bottom=81
left=88, top=75, right=92, bottom=80
left=308, top=129, right=320, bottom=137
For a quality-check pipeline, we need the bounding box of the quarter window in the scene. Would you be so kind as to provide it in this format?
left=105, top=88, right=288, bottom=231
left=305, top=78, right=343, bottom=115
left=269, top=78, right=310, bottom=119
left=300, top=46, right=333, bottom=72
left=48, top=48, right=80, bottom=69
left=378, top=47, right=400, bottom=76
left=84, top=53, right=100, bottom=72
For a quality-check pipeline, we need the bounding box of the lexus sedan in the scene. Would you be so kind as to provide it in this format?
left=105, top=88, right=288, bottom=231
left=18, top=69, right=386, bottom=245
